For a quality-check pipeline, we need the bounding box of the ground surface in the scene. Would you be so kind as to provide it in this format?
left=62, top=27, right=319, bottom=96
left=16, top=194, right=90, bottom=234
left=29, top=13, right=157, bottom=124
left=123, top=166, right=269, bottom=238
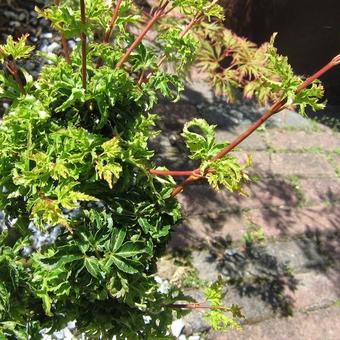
left=154, top=75, right=340, bottom=339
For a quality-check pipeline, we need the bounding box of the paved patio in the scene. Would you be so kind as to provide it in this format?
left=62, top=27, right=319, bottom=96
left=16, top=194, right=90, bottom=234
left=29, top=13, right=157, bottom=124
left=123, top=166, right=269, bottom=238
left=155, top=78, right=340, bottom=339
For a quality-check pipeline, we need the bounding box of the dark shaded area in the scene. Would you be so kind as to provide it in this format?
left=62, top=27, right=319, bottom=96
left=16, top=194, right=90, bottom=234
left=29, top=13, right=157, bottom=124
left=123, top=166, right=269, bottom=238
left=223, top=0, right=340, bottom=125
left=208, top=237, right=298, bottom=316
left=0, top=0, right=48, bottom=43
left=224, top=0, right=340, bottom=100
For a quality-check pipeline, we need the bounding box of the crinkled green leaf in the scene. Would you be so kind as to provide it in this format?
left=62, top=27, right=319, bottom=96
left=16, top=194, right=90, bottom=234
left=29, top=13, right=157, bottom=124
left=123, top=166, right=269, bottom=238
left=0, top=34, right=34, bottom=62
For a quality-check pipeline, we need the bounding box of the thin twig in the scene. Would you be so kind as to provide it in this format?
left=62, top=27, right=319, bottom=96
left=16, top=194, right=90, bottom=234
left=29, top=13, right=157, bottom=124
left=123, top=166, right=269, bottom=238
left=103, top=0, right=123, bottom=43
left=149, top=169, right=200, bottom=177
left=166, top=303, right=230, bottom=311
left=5, top=60, right=26, bottom=95
left=115, top=1, right=171, bottom=69
left=80, top=0, right=87, bottom=90
left=54, top=0, right=71, bottom=64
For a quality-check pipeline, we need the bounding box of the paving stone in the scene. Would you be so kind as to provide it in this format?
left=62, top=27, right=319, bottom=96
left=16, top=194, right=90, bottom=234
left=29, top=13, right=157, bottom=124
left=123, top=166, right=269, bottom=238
left=248, top=205, right=340, bottom=239
left=330, top=153, right=340, bottom=170
left=190, top=241, right=326, bottom=282
left=267, top=130, right=340, bottom=151
left=182, top=288, right=275, bottom=334
left=180, top=268, right=339, bottom=335
left=249, top=152, right=337, bottom=177
left=215, top=128, right=267, bottom=151
left=171, top=203, right=339, bottom=249
left=190, top=251, right=338, bottom=313
left=300, top=177, right=340, bottom=204
left=169, top=213, right=248, bottom=249
left=264, top=239, right=326, bottom=271
left=208, top=304, right=340, bottom=340
left=266, top=109, right=315, bottom=131
left=284, top=270, right=339, bottom=311
left=177, top=177, right=300, bottom=217
left=184, top=77, right=215, bottom=105
left=177, top=185, right=241, bottom=217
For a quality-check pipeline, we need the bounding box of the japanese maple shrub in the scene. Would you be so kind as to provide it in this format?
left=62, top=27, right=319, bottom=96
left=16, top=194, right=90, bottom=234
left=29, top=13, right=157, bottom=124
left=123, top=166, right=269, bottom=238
left=0, top=0, right=338, bottom=338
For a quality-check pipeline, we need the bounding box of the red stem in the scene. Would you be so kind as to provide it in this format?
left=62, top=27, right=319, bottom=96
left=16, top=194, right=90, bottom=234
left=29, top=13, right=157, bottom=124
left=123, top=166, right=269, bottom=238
left=168, top=56, right=340, bottom=197
left=61, top=35, right=71, bottom=64
left=6, top=61, right=26, bottom=95
left=115, top=2, right=170, bottom=69
left=54, top=0, right=71, bottom=64
left=166, top=303, right=230, bottom=311
left=80, top=0, right=87, bottom=90
left=149, top=169, right=198, bottom=177
left=103, top=0, right=123, bottom=43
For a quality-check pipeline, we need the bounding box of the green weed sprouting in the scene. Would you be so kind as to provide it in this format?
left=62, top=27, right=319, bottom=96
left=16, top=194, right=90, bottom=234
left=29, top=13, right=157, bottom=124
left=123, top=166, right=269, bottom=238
left=0, top=0, right=336, bottom=338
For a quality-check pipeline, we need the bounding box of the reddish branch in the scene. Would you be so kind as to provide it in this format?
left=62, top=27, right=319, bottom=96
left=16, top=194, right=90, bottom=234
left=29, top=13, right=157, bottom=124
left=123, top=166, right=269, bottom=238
left=5, top=60, right=26, bottom=95
left=54, top=0, right=71, bottom=64
left=80, top=0, right=87, bottom=90
left=116, top=1, right=171, bottom=69
left=103, top=0, right=123, bottom=43
left=148, top=55, right=340, bottom=197
left=166, top=303, right=231, bottom=311
left=96, top=0, right=123, bottom=68
left=149, top=169, right=202, bottom=177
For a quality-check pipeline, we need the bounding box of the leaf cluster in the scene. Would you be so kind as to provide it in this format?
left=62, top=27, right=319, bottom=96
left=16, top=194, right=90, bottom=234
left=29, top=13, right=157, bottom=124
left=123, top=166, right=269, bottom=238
left=195, top=26, right=325, bottom=112
left=182, top=118, right=251, bottom=192
left=0, top=34, right=34, bottom=62
left=173, top=0, right=224, bottom=20
left=203, top=276, right=244, bottom=331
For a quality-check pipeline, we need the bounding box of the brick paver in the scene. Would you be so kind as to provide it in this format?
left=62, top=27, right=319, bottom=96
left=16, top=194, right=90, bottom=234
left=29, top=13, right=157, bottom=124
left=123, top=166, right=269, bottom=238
left=247, top=205, right=339, bottom=238
left=268, top=130, right=340, bottom=151
left=250, top=152, right=337, bottom=177
left=208, top=305, right=340, bottom=340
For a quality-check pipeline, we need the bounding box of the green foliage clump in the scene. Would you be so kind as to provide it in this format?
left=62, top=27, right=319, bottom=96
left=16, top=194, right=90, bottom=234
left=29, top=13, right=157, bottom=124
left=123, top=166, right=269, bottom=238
left=156, top=16, right=325, bottom=110
left=0, top=0, right=327, bottom=338
left=204, top=277, right=244, bottom=331
left=182, top=118, right=251, bottom=192
left=0, top=34, right=35, bottom=62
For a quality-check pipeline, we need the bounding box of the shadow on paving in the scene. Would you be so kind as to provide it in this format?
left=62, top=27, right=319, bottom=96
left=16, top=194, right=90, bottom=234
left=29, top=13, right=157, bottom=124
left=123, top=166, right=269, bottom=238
left=295, top=228, right=340, bottom=296
left=208, top=238, right=299, bottom=317
left=168, top=172, right=340, bottom=318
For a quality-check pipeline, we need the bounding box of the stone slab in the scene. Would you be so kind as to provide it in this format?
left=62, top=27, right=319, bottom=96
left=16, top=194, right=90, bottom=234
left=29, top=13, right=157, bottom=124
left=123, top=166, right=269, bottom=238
left=268, top=130, right=340, bottom=151
left=153, top=101, right=200, bottom=131
left=180, top=269, right=339, bottom=335
left=170, top=203, right=339, bottom=249
left=284, top=270, right=339, bottom=311
left=299, top=177, right=340, bottom=204
left=249, top=152, right=337, bottom=177
left=248, top=205, right=340, bottom=239
left=266, top=109, right=315, bottom=131
left=209, top=305, right=340, bottom=340
left=177, top=177, right=300, bottom=217
left=169, top=213, right=248, bottom=249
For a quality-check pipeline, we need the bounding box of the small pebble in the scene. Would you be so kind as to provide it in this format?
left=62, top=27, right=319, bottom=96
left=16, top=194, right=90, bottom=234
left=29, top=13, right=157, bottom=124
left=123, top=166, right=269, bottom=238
left=171, top=319, right=185, bottom=338
left=41, top=32, right=53, bottom=39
